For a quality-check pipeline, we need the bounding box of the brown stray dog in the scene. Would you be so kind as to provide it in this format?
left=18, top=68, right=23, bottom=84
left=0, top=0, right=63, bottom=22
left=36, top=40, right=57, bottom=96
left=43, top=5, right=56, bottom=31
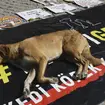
left=0, top=29, right=103, bottom=97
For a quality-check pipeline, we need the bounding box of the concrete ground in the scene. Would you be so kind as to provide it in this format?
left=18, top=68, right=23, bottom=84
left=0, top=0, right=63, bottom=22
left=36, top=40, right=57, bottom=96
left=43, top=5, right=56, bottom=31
left=0, top=0, right=39, bottom=16
left=0, top=0, right=105, bottom=105
left=0, top=0, right=64, bottom=16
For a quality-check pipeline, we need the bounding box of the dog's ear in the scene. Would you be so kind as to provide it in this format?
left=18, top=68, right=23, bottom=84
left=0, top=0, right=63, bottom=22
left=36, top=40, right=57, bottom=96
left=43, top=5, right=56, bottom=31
left=0, top=48, right=4, bottom=63
left=0, top=45, right=9, bottom=57
left=0, top=49, right=5, bottom=57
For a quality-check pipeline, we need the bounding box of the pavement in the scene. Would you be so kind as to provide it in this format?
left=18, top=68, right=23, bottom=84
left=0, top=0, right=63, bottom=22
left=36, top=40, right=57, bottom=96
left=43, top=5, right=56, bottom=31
left=0, top=0, right=64, bottom=16
left=0, top=0, right=105, bottom=105
left=0, top=0, right=40, bottom=16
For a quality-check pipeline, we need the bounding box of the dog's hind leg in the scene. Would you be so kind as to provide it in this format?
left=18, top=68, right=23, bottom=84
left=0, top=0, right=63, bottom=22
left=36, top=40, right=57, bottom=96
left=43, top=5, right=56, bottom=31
left=73, top=57, right=89, bottom=80
left=74, top=54, right=90, bottom=80
left=64, top=45, right=89, bottom=80
left=73, top=63, right=83, bottom=80
left=37, top=57, right=59, bottom=84
left=81, top=59, right=89, bottom=79
left=23, top=68, right=36, bottom=98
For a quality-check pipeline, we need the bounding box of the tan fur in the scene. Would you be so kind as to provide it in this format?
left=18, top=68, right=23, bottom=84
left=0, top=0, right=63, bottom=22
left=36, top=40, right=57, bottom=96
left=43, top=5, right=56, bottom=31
left=0, top=29, right=103, bottom=97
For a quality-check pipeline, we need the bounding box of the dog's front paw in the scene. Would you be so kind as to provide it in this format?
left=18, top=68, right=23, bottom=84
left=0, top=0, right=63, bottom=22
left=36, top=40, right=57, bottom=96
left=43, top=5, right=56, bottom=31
left=49, top=77, right=59, bottom=84
left=23, top=82, right=31, bottom=98
left=72, top=72, right=88, bottom=80
left=81, top=72, right=87, bottom=79
left=23, top=88, right=30, bottom=98
left=72, top=73, right=81, bottom=80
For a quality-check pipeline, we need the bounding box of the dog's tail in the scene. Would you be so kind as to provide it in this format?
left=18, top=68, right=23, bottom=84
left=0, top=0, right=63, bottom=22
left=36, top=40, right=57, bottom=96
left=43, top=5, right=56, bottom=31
left=87, top=55, right=102, bottom=66
left=82, top=45, right=102, bottom=66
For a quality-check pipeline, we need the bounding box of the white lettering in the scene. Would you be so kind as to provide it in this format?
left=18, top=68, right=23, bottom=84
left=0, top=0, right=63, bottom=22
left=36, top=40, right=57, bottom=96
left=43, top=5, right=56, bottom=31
left=88, top=64, right=102, bottom=73
left=29, top=91, right=43, bottom=104
left=38, top=87, right=50, bottom=97
left=60, top=76, right=74, bottom=86
left=3, top=102, right=13, bottom=105
left=50, top=84, right=66, bottom=92
left=83, top=34, right=100, bottom=45
left=16, top=98, right=28, bottom=105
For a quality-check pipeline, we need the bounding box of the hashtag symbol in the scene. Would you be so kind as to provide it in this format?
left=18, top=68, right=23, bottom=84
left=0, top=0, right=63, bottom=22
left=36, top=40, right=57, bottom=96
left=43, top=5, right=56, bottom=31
left=0, top=65, right=11, bottom=84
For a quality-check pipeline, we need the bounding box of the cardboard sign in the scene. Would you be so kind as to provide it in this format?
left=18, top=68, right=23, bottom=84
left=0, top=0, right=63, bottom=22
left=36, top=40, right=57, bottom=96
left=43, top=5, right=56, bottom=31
left=45, top=3, right=77, bottom=13
left=0, top=15, right=25, bottom=28
left=16, top=8, right=52, bottom=21
left=74, top=0, right=104, bottom=8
